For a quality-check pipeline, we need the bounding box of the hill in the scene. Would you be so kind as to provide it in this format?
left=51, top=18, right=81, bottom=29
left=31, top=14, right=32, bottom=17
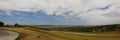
left=39, top=24, right=120, bottom=32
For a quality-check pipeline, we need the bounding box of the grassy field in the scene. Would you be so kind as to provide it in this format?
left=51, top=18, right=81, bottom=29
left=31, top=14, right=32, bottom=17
left=0, top=27, right=120, bottom=40
left=28, top=27, right=120, bottom=40
left=0, top=27, right=66, bottom=40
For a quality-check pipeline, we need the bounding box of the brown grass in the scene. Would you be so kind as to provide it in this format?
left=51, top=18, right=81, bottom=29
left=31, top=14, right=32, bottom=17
left=0, top=27, right=66, bottom=40
left=0, top=27, right=120, bottom=40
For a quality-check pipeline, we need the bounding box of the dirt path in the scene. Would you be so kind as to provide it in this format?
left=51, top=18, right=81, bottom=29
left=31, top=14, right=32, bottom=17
left=0, top=27, right=66, bottom=40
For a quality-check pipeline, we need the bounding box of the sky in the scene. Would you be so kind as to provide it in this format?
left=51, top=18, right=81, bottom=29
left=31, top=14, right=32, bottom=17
left=0, top=0, right=120, bottom=25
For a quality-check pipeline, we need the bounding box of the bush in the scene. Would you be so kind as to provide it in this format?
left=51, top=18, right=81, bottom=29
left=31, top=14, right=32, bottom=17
left=0, top=21, right=4, bottom=27
left=14, top=23, right=21, bottom=27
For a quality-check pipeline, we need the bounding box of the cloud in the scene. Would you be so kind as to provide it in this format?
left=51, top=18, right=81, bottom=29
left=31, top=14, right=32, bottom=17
left=0, top=0, right=120, bottom=25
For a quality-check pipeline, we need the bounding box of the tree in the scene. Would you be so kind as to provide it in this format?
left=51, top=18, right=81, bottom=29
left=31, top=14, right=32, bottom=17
left=5, top=25, right=10, bottom=27
left=0, top=21, right=4, bottom=27
left=14, top=23, right=21, bottom=27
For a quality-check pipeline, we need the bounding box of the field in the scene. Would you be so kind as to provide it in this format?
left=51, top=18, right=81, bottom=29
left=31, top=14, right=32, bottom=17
left=0, top=27, right=120, bottom=40
left=0, top=27, right=66, bottom=40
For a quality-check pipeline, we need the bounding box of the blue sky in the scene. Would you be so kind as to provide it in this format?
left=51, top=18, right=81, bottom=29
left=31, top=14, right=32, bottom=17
left=0, top=10, right=86, bottom=25
left=0, top=0, right=120, bottom=25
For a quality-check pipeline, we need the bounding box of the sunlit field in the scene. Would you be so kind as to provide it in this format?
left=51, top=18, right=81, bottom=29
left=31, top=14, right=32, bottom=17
left=0, top=26, right=120, bottom=40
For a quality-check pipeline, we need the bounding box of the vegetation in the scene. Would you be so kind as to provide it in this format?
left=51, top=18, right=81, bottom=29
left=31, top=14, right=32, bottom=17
left=0, top=21, right=120, bottom=40
left=0, top=27, right=66, bottom=40
left=39, top=24, right=120, bottom=32
left=14, top=23, right=21, bottom=27
left=0, top=27, right=120, bottom=40
left=0, top=21, right=4, bottom=27
left=26, top=27, right=120, bottom=40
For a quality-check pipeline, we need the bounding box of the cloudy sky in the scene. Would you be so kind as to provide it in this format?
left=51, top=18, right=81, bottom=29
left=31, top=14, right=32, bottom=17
left=0, top=0, right=120, bottom=25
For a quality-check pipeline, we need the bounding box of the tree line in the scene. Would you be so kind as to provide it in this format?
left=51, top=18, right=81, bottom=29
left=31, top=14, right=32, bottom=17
left=0, top=21, right=21, bottom=27
left=39, top=24, right=120, bottom=32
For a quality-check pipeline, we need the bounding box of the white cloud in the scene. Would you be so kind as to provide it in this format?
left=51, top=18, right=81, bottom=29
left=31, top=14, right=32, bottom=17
left=0, top=0, right=120, bottom=25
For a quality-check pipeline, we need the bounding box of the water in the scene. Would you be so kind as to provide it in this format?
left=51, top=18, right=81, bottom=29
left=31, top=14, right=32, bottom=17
left=0, top=30, right=19, bottom=40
